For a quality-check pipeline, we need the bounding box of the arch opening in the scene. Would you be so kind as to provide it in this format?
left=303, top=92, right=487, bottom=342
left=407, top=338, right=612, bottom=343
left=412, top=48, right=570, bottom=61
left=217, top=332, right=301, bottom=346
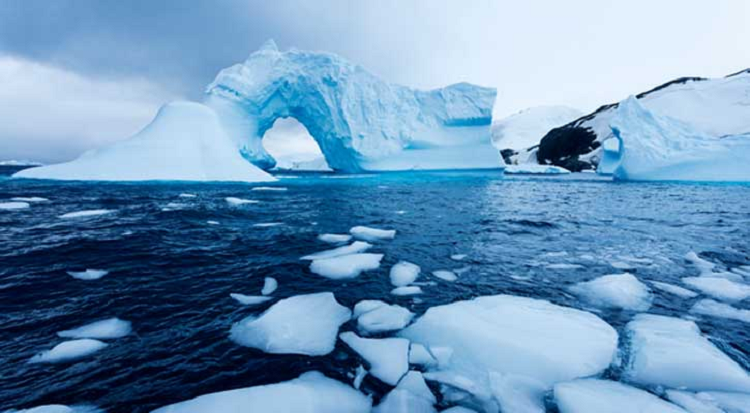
left=261, top=117, right=331, bottom=171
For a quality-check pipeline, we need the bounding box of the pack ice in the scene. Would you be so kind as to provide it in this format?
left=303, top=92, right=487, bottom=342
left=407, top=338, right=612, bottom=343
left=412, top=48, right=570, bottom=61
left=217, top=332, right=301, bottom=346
left=553, top=379, right=686, bottom=413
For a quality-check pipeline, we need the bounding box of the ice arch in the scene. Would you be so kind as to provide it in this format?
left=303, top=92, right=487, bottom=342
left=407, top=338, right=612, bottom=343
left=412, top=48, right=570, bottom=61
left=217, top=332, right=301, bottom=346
left=262, top=118, right=330, bottom=171
left=204, top=40, right=503, bottom=173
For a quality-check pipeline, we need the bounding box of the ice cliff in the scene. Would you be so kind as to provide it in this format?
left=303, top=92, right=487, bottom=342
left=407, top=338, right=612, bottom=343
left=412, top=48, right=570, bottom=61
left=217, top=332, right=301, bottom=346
left=204, top=40, right=502, bottom=172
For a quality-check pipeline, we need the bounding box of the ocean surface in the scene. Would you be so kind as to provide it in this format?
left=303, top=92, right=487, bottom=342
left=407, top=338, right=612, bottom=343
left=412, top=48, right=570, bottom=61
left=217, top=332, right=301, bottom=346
left=1, top=166, right=749, bottom=412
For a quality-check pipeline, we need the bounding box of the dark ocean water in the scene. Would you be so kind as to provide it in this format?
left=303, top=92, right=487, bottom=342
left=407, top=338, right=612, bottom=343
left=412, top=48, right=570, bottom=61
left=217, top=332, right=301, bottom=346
left=1, top=166, right=749, bottom=412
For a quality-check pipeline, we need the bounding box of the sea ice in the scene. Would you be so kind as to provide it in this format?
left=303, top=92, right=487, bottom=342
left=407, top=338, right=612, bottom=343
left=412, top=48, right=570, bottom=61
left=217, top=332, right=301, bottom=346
left=690, top=299, right=750, bottom=323
left=353, top=365, right=367, bottom=390
left=667, top=390, right=750, bottom=413
left=230, top=292, right=350, bottom=356
left=253, top=222, right=283, bottom=228
left=390, top=261, right=421, bottom=287
left=309, top=253, right=383, bottom=280
left=229, top=293, right=271, bottom=306
left=6, top=406, right=103, bottom=413
left=352, top=300, right=387, bottom=318
left=353, top=301, right=414, bottom=334
left=350, top=226, right=396, bottom=242
left=11, top=197, right=49, bottom=202
left=409, top=343, right=437, bottom=366
left=151, top=371, right=371, bottom=413
left=339, top=332, right=410, bottom=385
left=568, top=273, right=652, bottom=311
left=301, top=241, right=372, bottom=260
left=225, top=197, right=258, bottom=206
left=489, top=372, right=547, bottom=413
left=317, top=233, right=352, bottom=244
left=252, top=186, right=288, bottom=191
left=59, top=210, right=114, bottom=219
left=0, top=201, right=30, bottom=210
left=503, top=165, right=571, bottom=175
left=391, top=286, right=424, bottom=296
left=553, top=379, right=686, bottom=413
left=624, top=313, right=750, bottom=393
left=29, top=339, right=108, bottom=364
left=682, top=276, right=750, bottom=302
left=373, top=371, right=437, bottom=413
left=650, top=281, right=699, bottom=298
left=261, top=277, right=278, bottom=295
left=67, top=269, right=109, bottom=281
left=432, top=270, right=458, bottom=282
left=178, top=193, right=197, bottom=198
left=58, top=318, right=131, bottom=339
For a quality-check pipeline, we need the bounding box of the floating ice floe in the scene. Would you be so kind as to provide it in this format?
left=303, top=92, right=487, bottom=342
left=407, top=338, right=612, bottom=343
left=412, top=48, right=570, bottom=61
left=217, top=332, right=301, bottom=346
left=553, top=379, right=686, bottom=413
left=252, top=186, right=288, bottom=191
left=450, top=254, right=467, bottom=261
left=151, top=371, right=371, bottom=413
left=6, top=405, right=103, bottom=413
left=253, top=222, right=283, bottom=228
left=503, top=164, right=571, bottom=175
left=58, top=318, right=132, bottom=339
left=261, top=277, right=278, bottom=296
left=301, top=241, right=372, bottom=260
left=409, top=343, right=437, bottom=366
left=309, top=253, right=383, bottom=280
left=399, top=295, right=618, bottom=412
left=690, top=299, right=750, bottom=324
left=67, top=269, right=109, bottom=281
left=374, top=371, right=437, bottom=413
left=568, top=273, right=652, bottom=311
left=29, top=339, right=108, bottom=364
left=317, top=233, right=352, bottom=244
left=11, top=197, right=49, bottom=202
left=206, top=220, right=220, bottom=225
left=488, top=372, right=547, bottom=413
left=225, top=197, right=258, bottom=206
left=649, top=281, right=699, bottom=298
left=59, top=210, right=114, bottom=219
left=352, top=300, right=414, bottom=334
left=682, top=276, right=750, bottom=302
left=178, top=193, right=197, bottom=198
left=230, top=293, right=271, bottom=306
left=230, top=292, right=350, bottom=356
left=667, top=389, right=750, bottom=413
left=390, top=261, right=421, bottom=287
left=339, top=332, right=409, bottom=385
left=624, top=313, right=750, bottom=393
left=0, top=201, right=31, bottom=210
left=391, top=286, right=423, bottom=296
left=432, top=270, right=458, bottom=282
left=350, top=226, right=396, bottom=242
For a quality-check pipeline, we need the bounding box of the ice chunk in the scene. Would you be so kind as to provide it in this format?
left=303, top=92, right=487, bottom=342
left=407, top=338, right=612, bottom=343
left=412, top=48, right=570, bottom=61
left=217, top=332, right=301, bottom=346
left=179, top=193, right=197, bottom=198
left=432, top=270, right=457, bottom=282
left=390, top=261, right=421, bottom=287
left=261, top=277, right=278, bottom=296
left=489, top=372, right=547, bottom=413
left=682, top=276, right=750, bottom=302
left=206, top=220, right=220, bottom=225
left=309, top=253, right=383, bottom=280
left=353, top=300, right=388, bottom=318
left=67, top=269, right=109, bottom=281
left=374, top=371, right=437, bottom=413
left=354, top=302, right=414, bottom=334
left=450, top=254, right=467, bottom=261
left=409, top=343, right=437, bottom=366
left=301, top=241, right=372, bottom=260
left=553, top=379, right=686, bottom=413
left=151, top=371, right=371, bottom=413
left=225, top=197, right=258, bottom=206
left=350, top=226, right=396, bottom=242
left=58, top=318, right=131, bottom=339
left=568, top=273, right=652, bottom=311
left=253, top=222, right=283, bottom=228
left=6, top=406, right=103, bottom=413
left=230, top=292, right=350, bottom=356
left=391, top=286, right=424, bottom=296
left=690, top=299, right=750, bottom=323
left=29, top=339, right=108, bottom=364
left=686, top=251, right=717, bottom=275
left=441, top=408, right=479, bottom=413
left=252, top=186, right=288, bottom=191
left=504, top=165, right=571, bottom=175
left=339, top=332, right=409, bottom=385
left=545, top=263, right=584, bottom=270
left=0, top=201, right=30, bottom=210
left=11, top=197, right=48, bottom=202
left=650, top=281, right=698, bottom=298
left=15, top=102, right=275, bottom=183
left=668, top=390, right=750, bottom=413
left=624, top=313, right=750, bottom=393
left=317, top=233, right=352, bottom=244
left=59, top=210, right=114, bottom=219
left=229, top=293, right=272, bottom=306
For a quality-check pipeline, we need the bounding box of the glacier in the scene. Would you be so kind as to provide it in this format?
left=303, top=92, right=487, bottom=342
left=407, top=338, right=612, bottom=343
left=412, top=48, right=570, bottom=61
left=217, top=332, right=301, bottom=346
left=602, top=96, right=750, bottom=182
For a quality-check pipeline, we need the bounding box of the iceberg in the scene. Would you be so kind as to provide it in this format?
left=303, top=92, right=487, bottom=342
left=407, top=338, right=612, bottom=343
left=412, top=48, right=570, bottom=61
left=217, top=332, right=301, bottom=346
left=204, top=40, right=502, bottom=172
left=339, top=332, right=410, bottom=385
left=568, top=273, right=652, bottom=311
left=553, top=379, right=686, bottom=413
left=15, top=102, right=276, bottom=183
left=230, top=292, right=350, bottom=356
left=491, top=106, right=583, bottom=158
left=602, top=96, right=750, bottom=182
left=151, top=371, right=371, bottom=413
left=57, top=318, right=132, bottom=339
left=29, top=339, right=108, bottom=363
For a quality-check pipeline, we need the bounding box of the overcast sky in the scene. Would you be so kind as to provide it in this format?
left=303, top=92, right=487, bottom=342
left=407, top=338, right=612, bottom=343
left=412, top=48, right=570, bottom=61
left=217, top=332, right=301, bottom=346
left=1, top=0, right=749, bottom=163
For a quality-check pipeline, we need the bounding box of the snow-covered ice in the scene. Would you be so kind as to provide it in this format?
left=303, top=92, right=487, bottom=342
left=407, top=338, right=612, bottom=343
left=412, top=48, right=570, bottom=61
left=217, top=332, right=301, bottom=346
left=690, top=299, right=750, bottom=324
left=568, top=273, right=652, bottom=311
left=59, top=210, right=114, bottom=219
left=432, top=270, right=458, bottom=282
left=58, top=318, right=131, bottom=339
left=650, top=281, right=699, bottom=298
left=261, top=277, right=277, bottom=295
left=339, top=332, right=409, bottom=386
left=353, top=300, right=414, bottom=334
left=317, top=233, right=352, bottom=244
left=491, top=106, right=583, bottom=153
left=225, top=197, right=258, bottom=206
left=554, top=379, right=686, bottom=413
left=624, top=314, right=750, bottom=393
left=230, top=292, right=350, bottom=356
left=373, top=371, right=437, bottom=413
left=309, top=253, right=383, bottom=280
left=391, top=286, right=423, bottom=296
left=301, top=241, right=372, bottom=260
left=229, top=293, right=271, bottom=306
left=67, top=269, right=109, bottom=281
left=151, top=371, right=371, bottom=413
left=0, top=201, right=31, bottom=210
left=29, top=339, right=108, bottom=364
left=682, top=276, right=750, bottom=302
left=390, top=261, right=421, bottom=287
left=350, top=226, right=396, bottom=242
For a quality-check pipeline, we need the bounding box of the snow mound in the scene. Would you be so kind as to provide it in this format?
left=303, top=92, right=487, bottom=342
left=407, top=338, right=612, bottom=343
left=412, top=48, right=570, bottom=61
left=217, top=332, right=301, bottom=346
left=205, top=40, right=501, bottom=172
left=59, top=210, right=114, bottom=219
left=261, top=277, right=278, bottom=295
left=301, top=241, right=372, bottom=260
left=492, top=106, right=583, bottom=152
left=374, top=371, right=437, bottom=413
left=58, top=318, right=131, bottom=339
left=151, top=371, right=371, bottom=413
left=503, top=164, right=571, bottom=175
left=350, top=226, right=396, bottom=242
left=317, top=233, right=352, bottom=244
left=29, top=339, right=108, bottom=363
left=353, top=300, right=414, bottom=334
left=339, top=332, right=410, bottom=385
left=230, top=293, right=271, bottom=306
left=15, top=102, right=275, bottom=183
left=603, top=96, right=750, bottom=182
left=390, top=261, right=421, bottom=287
left=309, top=253, right=383, bottom=280
left=554, top=379, right=686, bottom=413
left=230, top=292, right=350, bottom=356
left=0, top=201, right=30, bottom=210
left=67, top=269, right=109, bottom=281
left=690, top=299, right=750, bottom=324
left=649, top=281, right=698, bottom=298
left=568, top=273, right=652, bottom=311
left=624, top=314, right=750, bottom=393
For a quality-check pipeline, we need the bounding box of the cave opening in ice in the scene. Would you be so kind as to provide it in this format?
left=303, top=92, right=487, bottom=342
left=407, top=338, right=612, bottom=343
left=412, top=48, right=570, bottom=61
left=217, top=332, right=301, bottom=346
left=261, top=117, right=330, bottom=171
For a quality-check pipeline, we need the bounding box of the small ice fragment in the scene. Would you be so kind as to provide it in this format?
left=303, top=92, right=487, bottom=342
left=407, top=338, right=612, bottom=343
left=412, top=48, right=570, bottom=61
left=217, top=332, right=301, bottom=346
left=58, top=318, right=131, bottom=339
left=432, top=270, right=457, bottom=282
left=374, top=371, right=436, bottom=413
left=225, top=197, right=258, bottom=206
left=545, top=263, right=584, bottom=270
left=67, top=269, right=109, bottom=281
left=690, top=299, right=750, bottom=323
left=251, top=186, right=287, bottom=191
left=353, top=300, right=388, bottom=318
left=59, top=209, right=114, bottom=219
left=390, top=261, right=421, bottom=287
left=253, top=222, right=283, bottom=228
left=11, top=197, right=48, bottom=202
left=391, top=286, right=423, bottom=296
left=409, top=343, right=436, bottom=366
left=301, top=241, right=372, bottom=260
left=0, top=201, right=30, bottom=210
left=178, top=193, right=197, bottom=198
left=317, top=233, right=352, bottom=244
left=339, top=332, right=409, bottom=385
left=162, top=202, right=188, bottom=211
left=649, top=281, right=698, bottom=298
left=206, top=220, right=220, bottom=225
left=230, top=293, right=271, bottom=306
left=682, top=276, right=750, bottom=302
left=568, top=273, right=652, bottom=311
left=450, top=254, right=467, bottom=261
left=395, top=210, right=407, bottom=215
left=350, top=226, right=396, bottom=242
left=309, top=253, right=383, bottom=280
left=29, top=339, right=108, bottom=363
left=353, top=365, right=368, bottom=390
left=356, top=303, right=414, bottom=334
left=261, top=277, right=277, bottom=296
